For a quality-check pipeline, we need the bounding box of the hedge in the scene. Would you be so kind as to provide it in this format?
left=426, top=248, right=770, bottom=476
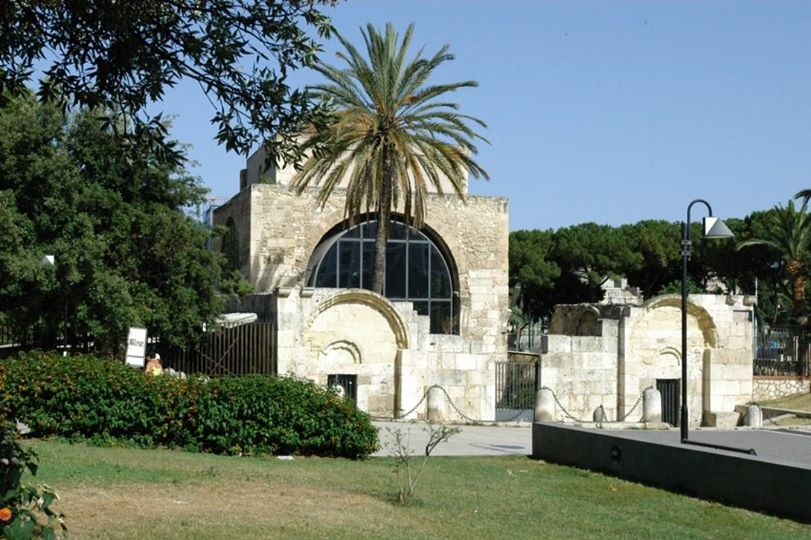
left=0, top=351, right=378, bottom=458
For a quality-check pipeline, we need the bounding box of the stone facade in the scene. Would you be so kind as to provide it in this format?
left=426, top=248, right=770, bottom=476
left=753, top=377, right=811, bottom=401
left=540, top=295, right=754, bottom=427
left=214, top=151, right=509, bottom=421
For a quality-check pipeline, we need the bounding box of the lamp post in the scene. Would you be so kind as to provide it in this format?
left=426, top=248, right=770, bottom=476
left=41, top=254, right=67, bottom=356
left=680, top=200, right=734, bottom=442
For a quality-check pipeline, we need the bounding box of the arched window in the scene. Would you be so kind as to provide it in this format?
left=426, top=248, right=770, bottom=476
left=221, top=218, right=239, bottom=271
left=308, top=220, right=458, bottom=334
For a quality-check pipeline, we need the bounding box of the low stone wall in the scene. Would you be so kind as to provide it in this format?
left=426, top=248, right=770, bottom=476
left=753, top=377, right=811, bottom=401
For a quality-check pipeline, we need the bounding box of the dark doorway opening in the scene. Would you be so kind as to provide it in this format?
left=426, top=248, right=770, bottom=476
left=328, top=374, right=358, bottom=404
left=657, top=378, right=680, bottom=426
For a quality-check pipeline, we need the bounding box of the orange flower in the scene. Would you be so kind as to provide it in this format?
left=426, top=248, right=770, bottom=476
left=0, top=507, right=12, bottom=522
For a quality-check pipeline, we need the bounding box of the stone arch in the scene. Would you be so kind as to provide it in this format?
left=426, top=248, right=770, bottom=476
left=305, top=289, right=409, bottom=350
left=576, top=306, right=601, bottom=336
left=625, top=294, right=719, bottom=426
left=650, top=346, right=681, bottom=368
left=319, top=340, right=362, bottom=365
left=634, top=294, right=718, bottom=348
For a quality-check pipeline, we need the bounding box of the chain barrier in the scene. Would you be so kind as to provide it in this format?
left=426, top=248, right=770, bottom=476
left=617, top=386, right=652, bottom=422
left=372, top=384, right=526, bottom=424
left=538, top=385, right=654, bottom=424
left=372, top=384, right=655, bottom=425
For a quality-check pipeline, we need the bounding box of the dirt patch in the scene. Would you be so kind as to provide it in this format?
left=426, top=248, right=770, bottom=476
left=59, top=480, right=402, bottom=538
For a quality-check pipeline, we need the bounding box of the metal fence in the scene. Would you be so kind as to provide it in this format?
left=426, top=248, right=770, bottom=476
left=754, top=326, right=811, bottom=377
left=160, top=322, right=276, bottom=377
left=0, top=319, right=277, bottom=377
left=495, top=359, right=538, bottom=411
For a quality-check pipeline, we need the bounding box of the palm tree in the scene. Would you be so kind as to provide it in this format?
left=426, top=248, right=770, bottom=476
left=737, top=199, right=811, bottom=313
left=291, top=23, right=488, bottom=295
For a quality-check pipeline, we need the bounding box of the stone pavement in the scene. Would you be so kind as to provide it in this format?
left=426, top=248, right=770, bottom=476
left=372, top=420, right=532, bottom=457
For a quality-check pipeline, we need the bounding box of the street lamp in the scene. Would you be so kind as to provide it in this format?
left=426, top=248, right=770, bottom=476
left=680, top=200, right=733, bottom=442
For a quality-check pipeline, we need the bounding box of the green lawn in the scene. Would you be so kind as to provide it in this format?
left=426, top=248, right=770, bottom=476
left=25, top=440, right=810, bottom=539
left=758, top=392, right=811, bottom=413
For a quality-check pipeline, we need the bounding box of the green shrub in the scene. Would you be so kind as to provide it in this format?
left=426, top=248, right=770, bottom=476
left=0, top=420, right=67, bottom=538
left=0, top=352, right=378, bottom=458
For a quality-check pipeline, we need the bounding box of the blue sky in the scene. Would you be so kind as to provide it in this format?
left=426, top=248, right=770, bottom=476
left=157, top=0, right=811, bottom=231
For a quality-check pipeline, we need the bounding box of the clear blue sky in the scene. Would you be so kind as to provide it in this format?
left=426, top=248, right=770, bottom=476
left=157, top=0, right=811, bottom=231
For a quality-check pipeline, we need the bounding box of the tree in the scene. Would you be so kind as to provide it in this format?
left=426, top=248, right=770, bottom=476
left=508, top=230, right=560, bottom=317
left=0, top=1, right=336, bottom=165
left=0, top=92, right=244, bottom=355
left=737, top=199, right=811, bottom=314
left=291, top=23, right=488, bottom=294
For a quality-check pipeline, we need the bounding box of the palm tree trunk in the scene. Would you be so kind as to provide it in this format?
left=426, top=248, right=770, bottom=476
left=372, top=144, right=394, bottom=295
left=791, top=273, right=807, bottom=313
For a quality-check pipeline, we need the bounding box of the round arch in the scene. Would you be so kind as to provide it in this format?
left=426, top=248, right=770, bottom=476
left=304, top=215, right=459, bottom=334
left=305, top=289, right=410, bottom=350
left=634, top=295, right=719, bottom=348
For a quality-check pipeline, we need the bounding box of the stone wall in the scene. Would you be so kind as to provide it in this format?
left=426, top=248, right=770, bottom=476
left=213, top=180, right=509, bottom=421
left=539, top=295, right=754, bottom=426
left=753, top=377, right=811, bottom=401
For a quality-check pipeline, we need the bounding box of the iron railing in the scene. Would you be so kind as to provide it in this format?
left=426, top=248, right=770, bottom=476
left=754, top=326, right=811, bottom=376
left=159, top=322, right=276, bottom=376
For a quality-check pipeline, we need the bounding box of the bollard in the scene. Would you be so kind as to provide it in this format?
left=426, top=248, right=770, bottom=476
left=426, top=386, right=446, bottom=422
left=746, top=404, right=762, bottom=428
left=534, top=388, right=555, bottom=422
left=642, top=387, right=662, bottom=423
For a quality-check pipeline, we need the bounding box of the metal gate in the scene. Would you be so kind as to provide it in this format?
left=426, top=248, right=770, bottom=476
left=496, top=359, right=538, bottom=421
left=657, top=379, right=680, bottom=426
left=328, top=374, right=357, bottom=404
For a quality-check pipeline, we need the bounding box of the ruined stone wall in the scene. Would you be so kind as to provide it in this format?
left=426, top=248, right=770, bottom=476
left=214, top=183, right=508, bottom=421
left=753, top=377, right=811, bottom=401
left=212, top=189, right=253, bottom=278
left=274, top=287, right=496, bottom=420
left=215, top=183, right=509, bottom=355
left=539, top=295, right=754, bottom=426
left=539, top=325, right=620, bottom=422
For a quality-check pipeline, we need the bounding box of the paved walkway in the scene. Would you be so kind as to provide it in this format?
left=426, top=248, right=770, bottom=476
left=372, top=420, right=532, bottom=457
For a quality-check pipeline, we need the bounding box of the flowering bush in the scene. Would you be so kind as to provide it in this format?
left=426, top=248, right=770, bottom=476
left=0, top=420, right=67, bottom=539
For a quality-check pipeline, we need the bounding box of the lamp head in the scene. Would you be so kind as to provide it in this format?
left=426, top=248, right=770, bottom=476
left=703, top=217, right=734, bottom=239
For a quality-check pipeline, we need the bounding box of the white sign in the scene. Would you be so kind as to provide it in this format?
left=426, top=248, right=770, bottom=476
left=125, top=327, right=148, bottom=368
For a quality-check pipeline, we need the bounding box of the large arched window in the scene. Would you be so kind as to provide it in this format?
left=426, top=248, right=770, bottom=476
left=308, top=220, right=458, bottom=334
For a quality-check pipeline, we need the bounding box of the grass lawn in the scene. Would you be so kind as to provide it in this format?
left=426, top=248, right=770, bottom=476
left=24, top=439, right=810, bottom=539
left=758, top=392, right=811, bottom=413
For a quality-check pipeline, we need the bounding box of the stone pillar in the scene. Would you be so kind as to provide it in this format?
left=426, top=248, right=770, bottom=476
left=746, top=405, right=762, bottom=428
left=426, top=386, right=446, bottom=422
left=642, top=387, right=662, bottom=423
left=534, top=388, right=555, bottom=422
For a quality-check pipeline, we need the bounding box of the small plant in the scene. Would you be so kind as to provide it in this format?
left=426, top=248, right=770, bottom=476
left=389, top=422, right=460, bottom=505
left=0, top=422, right=67, bottom=539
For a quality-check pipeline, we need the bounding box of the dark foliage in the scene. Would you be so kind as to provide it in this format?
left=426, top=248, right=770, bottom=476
left=0, top=1, right=336, bottom=165
left=0, top=352, right=378, bottom=459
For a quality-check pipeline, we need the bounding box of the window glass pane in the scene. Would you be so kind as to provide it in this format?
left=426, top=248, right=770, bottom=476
left=389, top=221, right=408, bottom=240
left=430, top=245, right=451, bottom=298
left=338, top=240, right=361, bottom=288
left=412, top=301, right=430, bottom=317
left=343, top=224, right=361, bottom=238
left=315, top=244, right=338, bottom=287
left=362, top=221, right=377, bottom=239
left=362, top=241, right=375, bottom=291
left=386, top=242, right=407, bottom=298
left=430, top=302, right=452, bottom=334
left=408, top=243, right=429, bottom=298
